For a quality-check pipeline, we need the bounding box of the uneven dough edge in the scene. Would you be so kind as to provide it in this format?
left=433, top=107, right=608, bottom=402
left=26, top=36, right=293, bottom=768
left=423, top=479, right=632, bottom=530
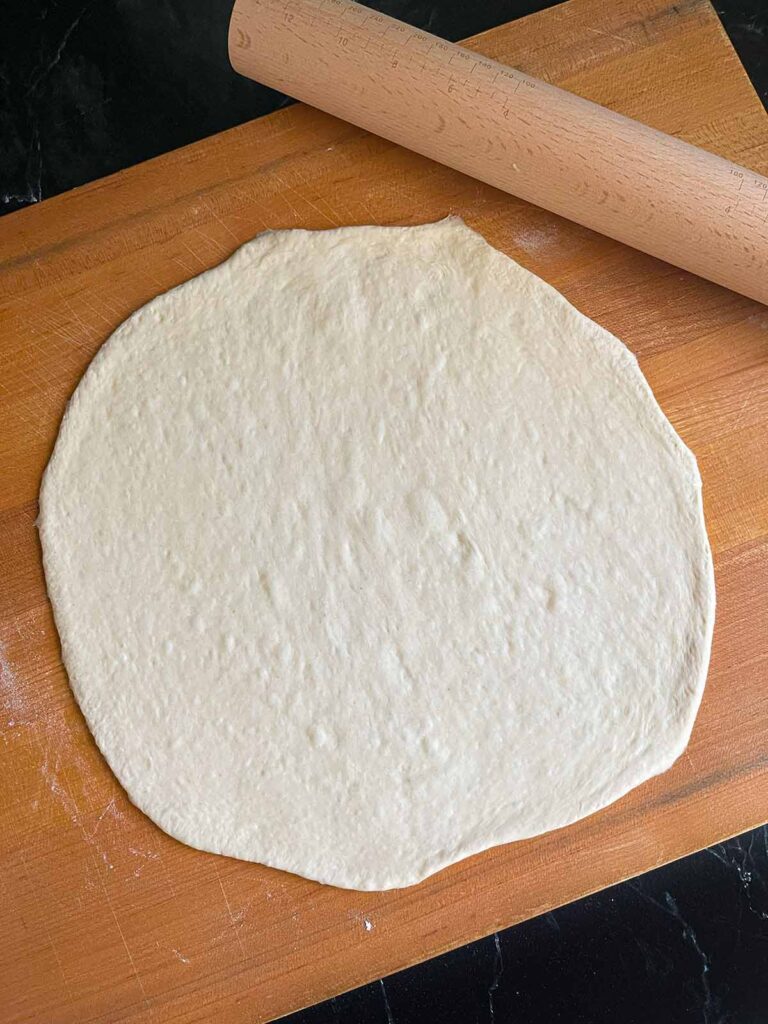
left=38, top=218, right=716, bottom=890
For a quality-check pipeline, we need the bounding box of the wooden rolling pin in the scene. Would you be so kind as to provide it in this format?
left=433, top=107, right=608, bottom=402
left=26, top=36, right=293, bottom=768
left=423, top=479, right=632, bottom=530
left=229, top=0, right=768, bottom=305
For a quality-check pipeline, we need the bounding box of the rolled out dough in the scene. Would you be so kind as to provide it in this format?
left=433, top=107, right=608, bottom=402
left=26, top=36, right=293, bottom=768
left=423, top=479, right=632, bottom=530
left=39, top=219, right=714, bottom=890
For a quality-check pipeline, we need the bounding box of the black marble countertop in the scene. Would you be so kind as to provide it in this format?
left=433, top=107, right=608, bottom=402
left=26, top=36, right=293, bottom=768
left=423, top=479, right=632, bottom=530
left=2, top=2, right=768, bottom=1022
left=284, top=830, right=768, bottom=1024
left=2, top=0, right=767, bottom=215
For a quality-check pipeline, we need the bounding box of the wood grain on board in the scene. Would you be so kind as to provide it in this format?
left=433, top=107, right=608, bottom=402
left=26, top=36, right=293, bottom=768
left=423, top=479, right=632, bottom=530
left=1, top=0, right=767, bottom=1021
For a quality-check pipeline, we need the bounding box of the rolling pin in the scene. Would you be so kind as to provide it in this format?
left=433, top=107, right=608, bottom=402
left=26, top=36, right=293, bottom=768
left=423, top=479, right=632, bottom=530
left=229, top=0, right=768, bottom=305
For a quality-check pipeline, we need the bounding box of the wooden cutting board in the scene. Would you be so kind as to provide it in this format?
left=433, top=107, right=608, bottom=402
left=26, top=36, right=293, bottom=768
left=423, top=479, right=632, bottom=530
left=1, top=0, right=767, bottom=1021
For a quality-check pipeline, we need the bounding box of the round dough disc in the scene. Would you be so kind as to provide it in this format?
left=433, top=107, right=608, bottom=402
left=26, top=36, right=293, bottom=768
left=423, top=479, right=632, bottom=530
left=40, top=219, right=714, bottom=890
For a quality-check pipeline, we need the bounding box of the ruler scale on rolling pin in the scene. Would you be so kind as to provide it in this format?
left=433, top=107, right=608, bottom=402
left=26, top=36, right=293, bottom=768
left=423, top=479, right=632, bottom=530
left=229, top=0, right=768, bottom=305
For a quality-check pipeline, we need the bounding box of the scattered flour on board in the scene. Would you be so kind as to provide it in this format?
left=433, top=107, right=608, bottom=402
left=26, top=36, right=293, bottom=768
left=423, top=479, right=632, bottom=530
left=348, top=909, right=375, bottom=932
left=172, top=948, right=191, bottom=964
left=746, top=310, right=768, bottom=331
left=128, top=845, right=160, bottom=877
left=512, top=222, right=561, bottom=256
left=39, top=742, right=128, bottom=877
left=39, top=751, right=82, bottom=825
left=0, top=634, right=139, bottom=889
left=0, top=637, right=31, bottom=728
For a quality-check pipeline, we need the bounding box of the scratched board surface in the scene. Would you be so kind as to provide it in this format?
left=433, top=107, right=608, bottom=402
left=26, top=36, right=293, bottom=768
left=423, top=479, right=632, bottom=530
left=1, top=0, right=768, bottom=1021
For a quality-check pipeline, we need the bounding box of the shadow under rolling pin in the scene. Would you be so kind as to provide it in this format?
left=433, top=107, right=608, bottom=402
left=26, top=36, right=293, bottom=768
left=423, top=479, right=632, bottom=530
left=228, top=0, right=768, bottom=306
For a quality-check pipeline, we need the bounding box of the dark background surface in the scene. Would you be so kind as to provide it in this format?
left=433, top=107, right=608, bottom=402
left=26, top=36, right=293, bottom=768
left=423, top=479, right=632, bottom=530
left=1, top=0, right=767, bottom=215
left=282, top=830, right=768, bottom=1024
left=2, top=2, right=768, bottom=1022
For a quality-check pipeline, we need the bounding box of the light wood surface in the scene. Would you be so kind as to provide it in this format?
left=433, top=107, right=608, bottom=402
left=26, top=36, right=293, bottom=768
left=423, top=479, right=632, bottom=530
left=1, top=1, right=767, bottom=1022
left=230, top=0, right=768, bottom=305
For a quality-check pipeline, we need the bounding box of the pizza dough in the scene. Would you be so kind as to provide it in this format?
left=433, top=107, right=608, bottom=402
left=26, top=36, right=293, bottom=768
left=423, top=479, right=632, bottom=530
left=39, top=219, right=715, bottom=890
